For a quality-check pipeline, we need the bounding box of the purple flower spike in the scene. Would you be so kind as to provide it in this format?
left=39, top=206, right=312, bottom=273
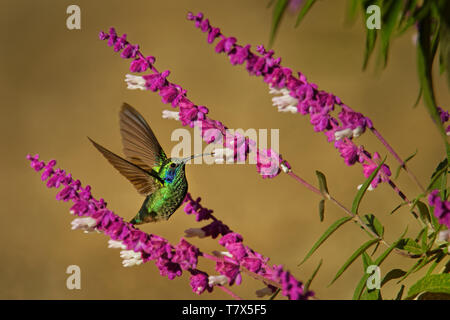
left=114, top=33, right=127, bottom=52
left=27, top=154, right=45, bottom=171
left=219, top=232, right=243, bottom=247
left=216, top=260, right=241, bottom=286
left=189, top=270, right=212, bottom=295
left=156, top=258, right=182, bottom=280
left=107, top=27, right=117, bottom=47
left=215, top=37, right=237, bottom=54
left=256, top=149, right=281, bottom=179
left=121, top=44, right=139, bottom=59
left=201, top=220, right=230, bottom=238
left=207, top=27, right=221, bottom=44
left=26, top=155, right=219, bottom=294
left=143, top=70, right=170, bottom=92
left=172, top=238, right=200, bottom=270
left=272, top=265, right=313, bottom=300
left=428, top=190, right=450, bottom=228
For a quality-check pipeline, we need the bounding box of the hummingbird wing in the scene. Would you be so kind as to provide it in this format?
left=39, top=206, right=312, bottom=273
left=119, top=103, right=168, bottom=173
left=88, top=137, right=164, bottom=195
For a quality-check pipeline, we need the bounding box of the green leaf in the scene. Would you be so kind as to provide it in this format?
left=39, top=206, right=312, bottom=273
left=329, top=239, right=379, bottom=286
left=363, top=25, right=378, bottom=70
left=415, top=201, right=431, bottom=225
left=381, top=269, right=407, bottom=287
left=361, top=0, right=379, bottom=69
left=305, top=259, right=322, bottom=292
left=361, top=214, right=384, bottom=238
left=298, top=217, right=352, bottom=266
left=426, top=251, right=445, bottom=276
left=379, top=0, right=403, bottom=68
left=439, top=1, right=450, bottom=87
left=390, top=201, right=408, bottom=215
left=421, top=226, right=428, bottom=252
left=395, top=285, right=405, bottom=300
left=407, top=274, right=450, bottom=299
left=345, top=0, right=360, bottom=25
left=417, top=11, right=448, bottom=146
left=315, top=170, right=329, bottom=196
left=427, top=158, right=448, bottom=194
left=294, top=0, right=316, bottom=27
left=395, top=238, right=423, bottom=255
left=269, top=0, right=289, bottom=47
left=412, top=86, right=422, bottom=108
left=398, top=255, right=436, bottom=283
left=352, top=158, right=386, bottom=215
left=394, top=149, right=418, bottom=179
left=397, top=0, right=430, bottom=35
left=353, top=228, right=406, bottom=300
left=361, top=287, right=381, bottom=300
left=353, top=274, right=370, bottom=300
left=318, top=199, right=325, bottom=222
left=398, top=0, right=418, bottom=32
left=362, top=251, right=374, bottom=269
left=269, top=288, right=280, bottom=300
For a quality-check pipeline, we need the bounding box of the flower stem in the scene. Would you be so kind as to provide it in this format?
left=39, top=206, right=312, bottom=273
left=285, top=170, right=416, bottom=258
left=217, top=285, right=243, bottom=300
left=370, top=127, right=425, bottom=193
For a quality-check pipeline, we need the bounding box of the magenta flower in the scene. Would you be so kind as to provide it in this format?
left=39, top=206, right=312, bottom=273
left=185, top=12, right=398, bottom=189
left=428, top=190, right=450, bottom=228
left=28, top=154, right=313, bottom=299
left=272, top=265, right=313, bottom=300
left=27, top=154, right=204, bottom=283
left=189, top=270, right=212, bottom=294
left=100, top=25, right=284, bottom=179
left=172, top=238, right=200, bottom=270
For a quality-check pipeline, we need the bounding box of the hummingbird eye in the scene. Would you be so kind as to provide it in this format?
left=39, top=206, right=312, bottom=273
left=170, top=163, right=177, bottom=168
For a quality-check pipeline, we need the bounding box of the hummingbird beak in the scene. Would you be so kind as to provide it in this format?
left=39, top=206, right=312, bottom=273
left=182, top=152, right=214, bottom=164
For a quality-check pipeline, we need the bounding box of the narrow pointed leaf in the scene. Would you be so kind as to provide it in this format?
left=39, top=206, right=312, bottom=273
left=390, top=201, right=408, bottom=215
left=427, top=158, right=448, bottom=193
left=295, top=0, right=316, bottom=27
left=381, top=269, right=407, bottom=287
left=329, top=239, right=379, bottom=286
left=269, top=0, right=289, bottom=47
left=319, top=199, right=325, bottom=222
left=315, top=170, right=329, bottom=196
left=379, top=0, right=403, bottom=68
left=426, top=251, right=445, bottom=276
left=395, top=238, right=423, bottom=255
left=298, top=216, right=352, bottom=266
left=305, top=259, right=322, bottom=292
left=395, top=285, right=405, bottom=300
left=361, top=213, right=384, bottom=237
left=394, top=149, right=418, bottom=179
left=352, top=158, right=386, bottom=215
left=415, top=201, right=431, bottom=225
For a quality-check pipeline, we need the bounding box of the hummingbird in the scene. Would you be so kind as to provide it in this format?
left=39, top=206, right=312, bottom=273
left=88, top=103, right=210, bottom=225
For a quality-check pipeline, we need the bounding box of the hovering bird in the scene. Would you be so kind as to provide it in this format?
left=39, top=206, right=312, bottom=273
left=89, top=103, right=210, bottom=225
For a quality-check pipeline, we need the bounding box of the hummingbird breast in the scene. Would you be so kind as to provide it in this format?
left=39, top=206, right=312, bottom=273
left=141, top=175, right=188, bottom=222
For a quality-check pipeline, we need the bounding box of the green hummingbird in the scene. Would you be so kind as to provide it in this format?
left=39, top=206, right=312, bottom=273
left=88, top=103, right=209, bottom=225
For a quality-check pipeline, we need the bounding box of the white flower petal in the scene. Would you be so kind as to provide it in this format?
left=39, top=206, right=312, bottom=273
left=125, top=74, right=146, bottom=90
left=162, top=110, right=180, bottom=120
left=71, top=217, right=97, bottom=232
left=108, top=240, right=127, bottom=250
left=208, top=275, right=228, bottom=286
left=334, top=128, right=353, bottom=141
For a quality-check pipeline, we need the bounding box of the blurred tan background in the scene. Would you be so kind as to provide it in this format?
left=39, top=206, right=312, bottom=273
left=1, top=0, right=449, bottom=300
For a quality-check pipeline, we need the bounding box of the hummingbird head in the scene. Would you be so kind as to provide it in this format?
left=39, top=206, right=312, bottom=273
left=163, top=153, right=213, bottom=184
